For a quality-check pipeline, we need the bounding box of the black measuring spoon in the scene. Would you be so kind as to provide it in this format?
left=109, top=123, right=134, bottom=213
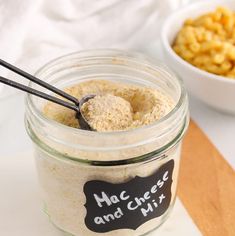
left=0, top=59, right=95, bottom=131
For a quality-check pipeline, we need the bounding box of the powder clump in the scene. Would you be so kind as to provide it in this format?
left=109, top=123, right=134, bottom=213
left=81, top=94, right=133, bottom=132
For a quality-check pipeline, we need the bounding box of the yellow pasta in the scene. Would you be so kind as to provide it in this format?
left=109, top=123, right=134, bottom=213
left=189, top=42, right=200, bottom=53
left=213, top=54, right=225, bottom=64
left=172, top=6, right=235, bottom=79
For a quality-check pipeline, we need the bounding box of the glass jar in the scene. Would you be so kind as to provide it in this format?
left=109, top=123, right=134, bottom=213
left=25, top=49, right=189, bottom=236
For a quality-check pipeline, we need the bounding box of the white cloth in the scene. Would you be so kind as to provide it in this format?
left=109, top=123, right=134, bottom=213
left=0, top=0, right=184, bottom=74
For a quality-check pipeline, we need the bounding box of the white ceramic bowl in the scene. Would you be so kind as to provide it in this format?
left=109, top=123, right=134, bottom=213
left=161, top=0, right=235, bottom=114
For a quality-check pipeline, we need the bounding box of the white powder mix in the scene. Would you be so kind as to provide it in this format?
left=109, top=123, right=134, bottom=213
left=43, top=80, right=175, bottom=131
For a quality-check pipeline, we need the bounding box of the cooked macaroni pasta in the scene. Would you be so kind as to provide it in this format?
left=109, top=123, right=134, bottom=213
left=173, top=7, right=235, bottom=79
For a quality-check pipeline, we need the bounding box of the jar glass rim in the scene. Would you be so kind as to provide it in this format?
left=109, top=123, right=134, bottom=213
left=27, top=49, right=187, bottom=139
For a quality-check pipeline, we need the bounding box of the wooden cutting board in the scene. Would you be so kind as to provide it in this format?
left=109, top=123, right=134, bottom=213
left=178, top=120, right=235, bottom=236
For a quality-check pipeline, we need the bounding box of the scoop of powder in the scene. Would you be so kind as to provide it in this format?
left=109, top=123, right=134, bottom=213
left=81, top=94, right=133, bottom=132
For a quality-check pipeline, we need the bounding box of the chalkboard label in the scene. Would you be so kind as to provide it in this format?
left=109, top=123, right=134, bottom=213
left=84, top=160, right=174, bottom=233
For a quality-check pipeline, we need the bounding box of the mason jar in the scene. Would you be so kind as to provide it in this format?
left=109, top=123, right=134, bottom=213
left=25, top=50, right=189, bottom=236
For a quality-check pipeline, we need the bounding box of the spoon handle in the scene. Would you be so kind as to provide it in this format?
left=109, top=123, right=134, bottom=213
left=0, top=59, right=79, bottom=105
left=0, top=76, right=79, bottom=112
